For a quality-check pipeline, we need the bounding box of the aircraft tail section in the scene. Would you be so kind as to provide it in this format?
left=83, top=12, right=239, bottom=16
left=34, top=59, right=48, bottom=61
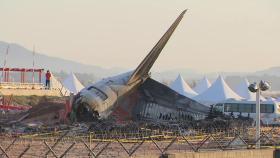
left=127, top=10, right=187, bottom=85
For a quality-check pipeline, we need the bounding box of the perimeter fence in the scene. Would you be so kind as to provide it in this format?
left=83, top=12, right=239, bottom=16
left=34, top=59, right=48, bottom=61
left=0, top=126, right=280, bottom=158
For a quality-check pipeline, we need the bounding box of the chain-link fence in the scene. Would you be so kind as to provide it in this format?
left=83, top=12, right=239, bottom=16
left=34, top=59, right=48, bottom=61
left=0, top=126, right=280, bottom=158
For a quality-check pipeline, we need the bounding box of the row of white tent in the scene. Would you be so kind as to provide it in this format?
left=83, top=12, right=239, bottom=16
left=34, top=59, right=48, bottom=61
left=169, top=74, right=277, bottom=106
left=53, top=72, right=278, bottom=106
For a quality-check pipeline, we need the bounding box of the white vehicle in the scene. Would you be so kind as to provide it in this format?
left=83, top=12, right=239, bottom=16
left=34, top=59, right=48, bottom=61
left=214, top=99, right=280, bottom=125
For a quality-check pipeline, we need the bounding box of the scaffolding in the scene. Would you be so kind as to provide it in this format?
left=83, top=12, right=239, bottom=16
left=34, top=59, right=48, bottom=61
left=0, top=68, right=44, bottom=89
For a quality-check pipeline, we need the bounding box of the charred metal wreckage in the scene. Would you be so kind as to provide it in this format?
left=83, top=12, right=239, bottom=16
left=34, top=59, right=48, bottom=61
left=70, top=10, right=209, bottom=122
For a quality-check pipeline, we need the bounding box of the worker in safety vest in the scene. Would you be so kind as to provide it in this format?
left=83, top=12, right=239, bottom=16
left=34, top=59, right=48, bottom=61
left=45, top=70, right=51, bottom=89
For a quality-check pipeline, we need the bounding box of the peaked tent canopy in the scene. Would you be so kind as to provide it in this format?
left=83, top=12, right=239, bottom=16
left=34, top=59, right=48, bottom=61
left=193, top=76, right=243, bottom=105
left=63, top=72, right=85, bottom=94
left=50, top=73, right=64, bottom=88
left=193, top=77, right=211, bottom=94
left=233, top=78, right=266, bottom=101
left=169, top=74, right=198, bottom=98
left=266, top=97, right=276, bottom=102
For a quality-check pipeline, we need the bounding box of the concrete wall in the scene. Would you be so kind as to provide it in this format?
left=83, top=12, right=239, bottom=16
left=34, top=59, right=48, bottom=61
left=157, top=149, right=275, bottom=158
left=0, top=89, right=61, bottom=96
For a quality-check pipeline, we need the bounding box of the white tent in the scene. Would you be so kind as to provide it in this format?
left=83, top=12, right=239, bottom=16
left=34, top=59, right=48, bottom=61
left=193, top=77, right=211, bottom=94
left=193, top=75, right=243, bottom=105
left=37, top=72, right=71, bottom=95
left=169, top=74, right=198, bottom=98
left=63, top=72, right=85, bottom=94
left=233, top=78, right=266, bottom=101
left=266, top=97, right=276, bottom=102
left=50, top=73, right=63, bottom=88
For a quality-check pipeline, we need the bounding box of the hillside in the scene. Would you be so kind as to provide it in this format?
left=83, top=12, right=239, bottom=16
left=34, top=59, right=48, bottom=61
left=1, top=41, right=280, bottom=90
left=0, top=41, right=124, bottom=78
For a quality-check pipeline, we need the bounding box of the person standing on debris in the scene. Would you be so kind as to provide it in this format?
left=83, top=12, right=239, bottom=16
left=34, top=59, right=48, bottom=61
left=45, top=70, right=51, bottom=89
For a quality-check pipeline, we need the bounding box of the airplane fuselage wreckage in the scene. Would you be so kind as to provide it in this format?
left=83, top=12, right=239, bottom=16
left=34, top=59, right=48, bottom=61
left=70, top=10, right=209, bottom=122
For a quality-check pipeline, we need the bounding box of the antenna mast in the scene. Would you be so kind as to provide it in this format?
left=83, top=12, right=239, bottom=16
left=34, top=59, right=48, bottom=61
left=32, top=45, right=35, bottom=84
left=1, top=45, right=9, bottom=82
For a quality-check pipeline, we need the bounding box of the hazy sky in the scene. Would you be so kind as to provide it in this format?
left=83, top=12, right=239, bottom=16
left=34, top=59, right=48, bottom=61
left=1, top=0, right=280, bottom=73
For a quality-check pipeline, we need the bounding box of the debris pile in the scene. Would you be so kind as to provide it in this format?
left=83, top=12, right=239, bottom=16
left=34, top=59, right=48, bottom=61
left=0, top=96, right=70, bottom=135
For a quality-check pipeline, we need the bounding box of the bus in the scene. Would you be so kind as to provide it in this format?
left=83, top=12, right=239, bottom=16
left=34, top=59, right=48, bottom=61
left=214, top=99, right=280, bottom=125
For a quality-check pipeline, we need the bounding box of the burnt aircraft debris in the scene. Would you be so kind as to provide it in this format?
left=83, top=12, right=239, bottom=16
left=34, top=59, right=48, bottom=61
left=70, top=10, right=209, bottom=122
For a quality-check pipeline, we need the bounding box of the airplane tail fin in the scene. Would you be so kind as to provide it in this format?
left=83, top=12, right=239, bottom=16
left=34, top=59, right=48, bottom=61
left=127, top=10, right=187, bottom=85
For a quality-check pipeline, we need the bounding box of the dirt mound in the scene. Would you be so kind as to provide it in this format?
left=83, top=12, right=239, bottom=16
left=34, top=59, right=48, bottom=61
left=25, top=101, right=64, bottom=119
left=12, top=96, right=65, bottom=106
left=0, top=96, right=67, bottom=125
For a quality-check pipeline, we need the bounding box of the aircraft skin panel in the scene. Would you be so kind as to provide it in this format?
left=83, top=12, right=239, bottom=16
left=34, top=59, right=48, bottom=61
left=133, top=78, right=209, bottom=121
left=140, top=78, right=209, bottom=113
left=127, top=10, right=187, bottom=85
left=109, top=78, right=208, bottom=122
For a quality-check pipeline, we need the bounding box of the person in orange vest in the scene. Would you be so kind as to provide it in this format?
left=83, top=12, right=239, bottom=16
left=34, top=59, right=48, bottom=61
left=45, top=70, right=51, bottom=89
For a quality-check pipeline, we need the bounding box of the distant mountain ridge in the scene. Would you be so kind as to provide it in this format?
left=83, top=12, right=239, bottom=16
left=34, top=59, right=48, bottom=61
left=255, top=67, right=280, bottom=77
left=1, top=41, right=280, bottom=91
left=0, top=41, right=125, bottom=78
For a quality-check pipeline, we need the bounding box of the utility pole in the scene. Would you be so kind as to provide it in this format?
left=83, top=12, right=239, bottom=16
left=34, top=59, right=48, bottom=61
left=255, top=86, right=261, bottom=149
left=32, top=45, right=35, bottom=84
left=1, top=46, right=9, bottom=82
